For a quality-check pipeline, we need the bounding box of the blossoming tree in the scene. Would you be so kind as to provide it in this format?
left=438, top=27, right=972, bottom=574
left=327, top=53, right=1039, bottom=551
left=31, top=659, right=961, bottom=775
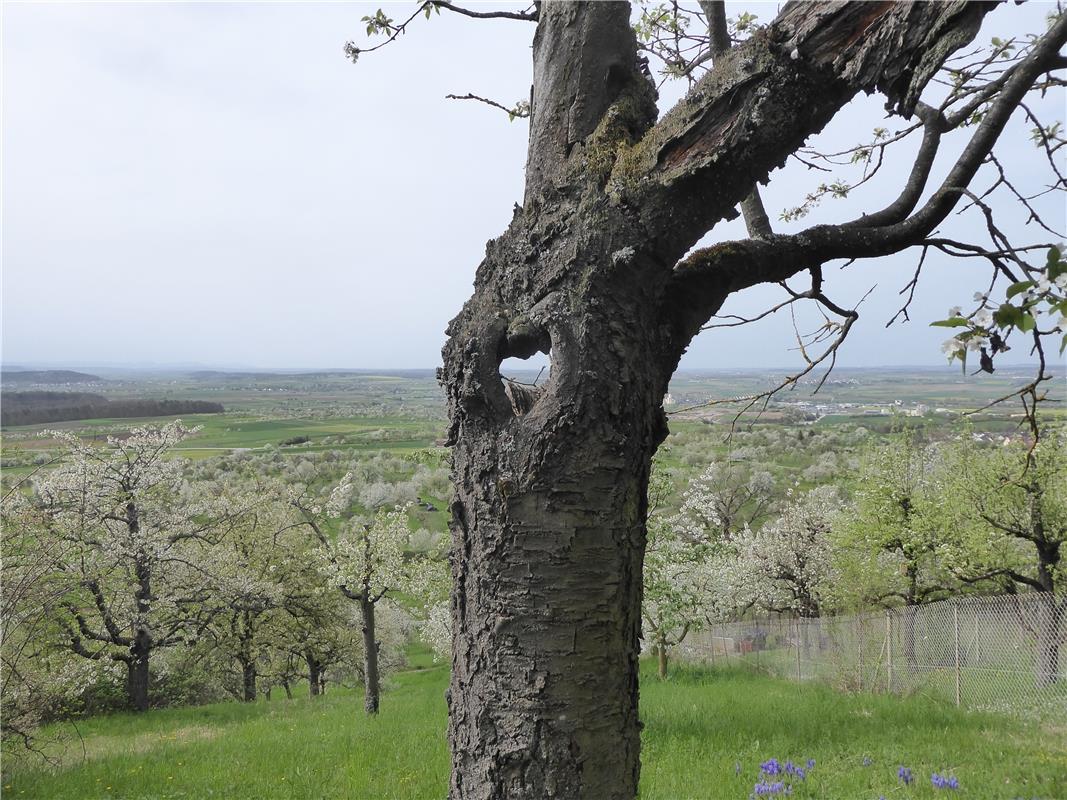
left=31, top=422, right=230, bottom=712
left=294, top=472, right=439, bottom=714
left=723, top=486, right=842, bottom=620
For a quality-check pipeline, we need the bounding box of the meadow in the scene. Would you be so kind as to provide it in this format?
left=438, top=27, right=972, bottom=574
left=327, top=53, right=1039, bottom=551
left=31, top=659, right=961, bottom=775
left=4, top=655, right=1064, bottom=800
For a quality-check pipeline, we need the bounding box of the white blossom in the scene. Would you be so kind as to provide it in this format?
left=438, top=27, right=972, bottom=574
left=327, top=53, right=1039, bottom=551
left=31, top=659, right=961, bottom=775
left=941, top=337, right=965, bottom=357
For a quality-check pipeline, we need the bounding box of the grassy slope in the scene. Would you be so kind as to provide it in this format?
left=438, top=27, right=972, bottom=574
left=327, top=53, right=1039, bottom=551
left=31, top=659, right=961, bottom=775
left=5, top=662, right=1064, bottom=800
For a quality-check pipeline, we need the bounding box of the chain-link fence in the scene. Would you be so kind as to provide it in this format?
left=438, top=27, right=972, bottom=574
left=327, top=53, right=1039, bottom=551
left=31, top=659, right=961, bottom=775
left=677, top=593, right=1067, bottom=717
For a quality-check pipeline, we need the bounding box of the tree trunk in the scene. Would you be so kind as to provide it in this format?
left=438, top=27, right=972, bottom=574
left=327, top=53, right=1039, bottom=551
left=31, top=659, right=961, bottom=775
left=902, top=604, right=918, bottom=673
left=242, top=660, right=257, bottom=702
left=1035, top=595, right=1061, bottom=688
left=1032, top=506, right=1061, bottom=687
left=361, top=597, right=381, bottom=715
left=657, top=643, right=668, bottom=680
left=444, top=287, right=667, bottom=799
left=283, top=680, right=293, bottom=700
left=445, top=431, right=657, bottom=800
left=128, top=506, right=153, bottom=712
left=307, top=655, right=322, bottom=698
left=127, top=650, right=150, bottom=712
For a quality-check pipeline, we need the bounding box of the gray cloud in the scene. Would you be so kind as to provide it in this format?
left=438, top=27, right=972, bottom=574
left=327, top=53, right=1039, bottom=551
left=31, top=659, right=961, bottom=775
left=3, top=2, right=1061, bottom=372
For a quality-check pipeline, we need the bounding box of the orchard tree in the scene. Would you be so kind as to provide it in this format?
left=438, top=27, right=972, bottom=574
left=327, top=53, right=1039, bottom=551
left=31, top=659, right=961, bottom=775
left=349, top=2, right=1067, bottom=796
left=642, top=513, right=706, bottom=679
left=1, top=479, right=89, bottom=748
left=723, top=486, right=842, bottom=619
left=672, top=460, right=777, bottom=543
left=294, top=474, right=435, bottom=714
left=202, top=490, right=319, bottom=702
left=834, top=434, right=957, bottom=668
left=934, top=428, right=1067, bottom=685
left=32, top=422, right=230, bottom=712
left=642, top=466, right=706, bottom=678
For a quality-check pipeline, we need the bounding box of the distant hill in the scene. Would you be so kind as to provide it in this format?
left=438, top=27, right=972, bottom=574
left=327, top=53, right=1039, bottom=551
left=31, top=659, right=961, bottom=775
left=2, top=369, right=102, bottom=385
left=1, top=392, right=224, bottom=427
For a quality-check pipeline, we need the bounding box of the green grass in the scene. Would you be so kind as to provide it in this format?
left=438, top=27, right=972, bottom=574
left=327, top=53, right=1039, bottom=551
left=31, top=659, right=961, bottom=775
left=4, top=413, right=442, bottom=456
left=5, top=663, right=1064, bottom=799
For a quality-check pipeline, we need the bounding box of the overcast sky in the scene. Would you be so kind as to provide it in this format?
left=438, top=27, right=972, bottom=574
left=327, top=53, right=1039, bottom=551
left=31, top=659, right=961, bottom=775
left=2, top=1, right=1063, bottom=371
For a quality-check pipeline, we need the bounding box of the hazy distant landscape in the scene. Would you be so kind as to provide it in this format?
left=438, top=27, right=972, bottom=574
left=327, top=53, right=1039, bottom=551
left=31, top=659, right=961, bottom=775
left=2, top=362, right=1065, bottom=799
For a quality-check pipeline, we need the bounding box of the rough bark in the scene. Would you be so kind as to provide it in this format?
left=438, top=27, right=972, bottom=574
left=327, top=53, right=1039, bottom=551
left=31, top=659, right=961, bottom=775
left=439, top=2, right=1006, bottom=798
left=361, top=597, right=381, bottom=714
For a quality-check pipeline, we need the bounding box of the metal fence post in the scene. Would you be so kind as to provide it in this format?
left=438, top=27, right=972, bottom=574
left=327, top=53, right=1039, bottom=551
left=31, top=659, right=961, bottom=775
left=886, top=610, right=893, bottom=694
left=953, top=602, right=961, bottom=708
left=857, top=614, right=864, bottom=691
left=795, top=619, right=802, bottom=681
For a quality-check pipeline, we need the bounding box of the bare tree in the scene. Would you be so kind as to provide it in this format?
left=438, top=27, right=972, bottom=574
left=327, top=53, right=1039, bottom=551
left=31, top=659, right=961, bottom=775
left=350, top=3, right=1066, bottom=797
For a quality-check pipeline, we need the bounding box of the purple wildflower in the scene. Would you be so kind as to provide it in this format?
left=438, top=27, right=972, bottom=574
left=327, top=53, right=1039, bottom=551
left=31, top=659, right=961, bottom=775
left=931, top=773, right=960, bottom=790
left=752, top=780, right=791, bottom=796
left=898, top=766, right=913, bottom=785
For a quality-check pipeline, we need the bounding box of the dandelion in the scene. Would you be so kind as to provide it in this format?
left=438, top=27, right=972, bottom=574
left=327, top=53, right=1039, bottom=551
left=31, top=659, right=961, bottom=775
left=862, top=756, right=873, bottom=766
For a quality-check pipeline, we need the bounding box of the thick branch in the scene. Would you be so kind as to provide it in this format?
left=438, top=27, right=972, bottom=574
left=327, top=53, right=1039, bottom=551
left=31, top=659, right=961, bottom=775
left=622, top=1, right=994, bottom=262
left=700, top=0, right=772, bottom=238
left=525, top=1, right=656, bottom=204
left=699, top=1, right=731, bottom=57
left=661, top=10, right=1067, bottom=343
left=843, top=102, right=947, bottom=228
